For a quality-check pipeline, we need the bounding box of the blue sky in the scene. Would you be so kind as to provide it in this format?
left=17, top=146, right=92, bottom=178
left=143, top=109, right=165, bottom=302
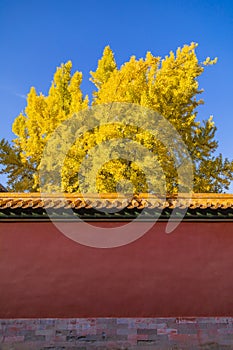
left=0, top=0, right=232, bottom=192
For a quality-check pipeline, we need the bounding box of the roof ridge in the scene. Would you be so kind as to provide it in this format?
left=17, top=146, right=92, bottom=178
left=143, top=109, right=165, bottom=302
left=0, top=192, right=232, bottom=199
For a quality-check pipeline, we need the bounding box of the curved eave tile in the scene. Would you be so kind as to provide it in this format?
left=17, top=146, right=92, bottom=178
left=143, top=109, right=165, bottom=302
left=0, top=193, right=232, bottom=220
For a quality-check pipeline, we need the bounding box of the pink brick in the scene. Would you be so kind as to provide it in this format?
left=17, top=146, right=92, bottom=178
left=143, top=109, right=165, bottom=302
left=135, top=318, right=146, bottom=323
left=4, top=335, right=24, bottom=343
left=169, top=333, right=199, bottom=345
left=126, top=333, right=150, bottom=343
left=137, top=334, right=149, bottom=340
left=69, top=319, right=76, bottom=325
left=8, top=326, right=20, bottom=332
left=127, top=334, right=138, bottom=343
left=157, top=328, right=177, bottom=335
left=25, top=324, right=38, bottom=331
left=55, top=335, right=66, bottom=342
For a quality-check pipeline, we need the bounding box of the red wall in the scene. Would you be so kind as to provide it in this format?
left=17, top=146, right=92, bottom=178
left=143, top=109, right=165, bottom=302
left=0, top=221, right=233, bottom=318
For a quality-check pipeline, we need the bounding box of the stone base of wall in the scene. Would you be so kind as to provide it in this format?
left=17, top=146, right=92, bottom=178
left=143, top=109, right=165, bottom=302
left=1, top=318, right=233, bottom=349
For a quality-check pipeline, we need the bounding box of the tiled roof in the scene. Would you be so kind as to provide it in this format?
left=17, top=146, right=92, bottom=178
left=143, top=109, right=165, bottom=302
left=0, top=192, right=233, bottom=209
left=0, top=193, right=232, bottom=221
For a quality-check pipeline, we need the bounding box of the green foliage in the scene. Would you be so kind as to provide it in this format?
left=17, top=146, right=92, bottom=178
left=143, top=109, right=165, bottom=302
left=0, top=139, right=35, bottom=191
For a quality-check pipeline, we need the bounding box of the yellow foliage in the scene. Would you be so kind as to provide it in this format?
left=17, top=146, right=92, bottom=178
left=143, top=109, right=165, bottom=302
left=9, top=43, right=231, bottom=194
left=12, top=61, right=88, bottom=189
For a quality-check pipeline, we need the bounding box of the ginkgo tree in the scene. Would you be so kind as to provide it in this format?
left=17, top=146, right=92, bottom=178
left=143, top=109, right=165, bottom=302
left=0, top=43, right=232, bottom=193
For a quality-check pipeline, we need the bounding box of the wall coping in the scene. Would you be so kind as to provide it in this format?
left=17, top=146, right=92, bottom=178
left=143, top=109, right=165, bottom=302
left=0, top=193, right=233, bottom=221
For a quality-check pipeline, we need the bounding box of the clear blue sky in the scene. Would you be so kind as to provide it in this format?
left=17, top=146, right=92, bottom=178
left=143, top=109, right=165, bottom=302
left=0, top=0, right=232, bottom=192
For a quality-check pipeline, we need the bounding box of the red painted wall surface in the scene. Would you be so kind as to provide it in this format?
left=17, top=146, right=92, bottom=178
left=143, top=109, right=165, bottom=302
left=0, top=221, right=233, bottom=318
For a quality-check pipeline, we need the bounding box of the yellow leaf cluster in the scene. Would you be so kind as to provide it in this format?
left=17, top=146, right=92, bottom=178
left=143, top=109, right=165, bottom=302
left=10, top=43, right=227, bottom=194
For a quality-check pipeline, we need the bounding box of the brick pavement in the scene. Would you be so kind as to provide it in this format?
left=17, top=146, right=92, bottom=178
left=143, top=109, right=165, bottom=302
left=1, top=318, right=233, bottom=349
